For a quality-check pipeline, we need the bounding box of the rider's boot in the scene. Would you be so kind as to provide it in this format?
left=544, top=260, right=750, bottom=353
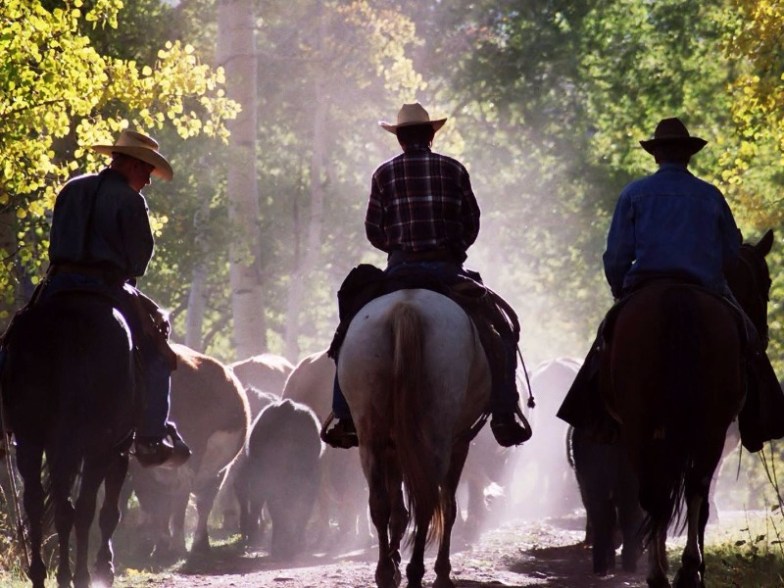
left=489, top=334, right=530, bottom=447
left=321, top=376, right=359, bottom=449
left=321, top=412, right=359, bottom=449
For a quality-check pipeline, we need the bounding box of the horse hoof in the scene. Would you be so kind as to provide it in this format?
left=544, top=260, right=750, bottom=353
left=674, top=568, right=702, bottom=588
left=432, top=577, right=455, bottom=588
left=93, top=567, right=115, bottom=587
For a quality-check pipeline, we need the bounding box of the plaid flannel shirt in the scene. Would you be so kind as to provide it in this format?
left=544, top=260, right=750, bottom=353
left=365, top=145, right=480, bottom=255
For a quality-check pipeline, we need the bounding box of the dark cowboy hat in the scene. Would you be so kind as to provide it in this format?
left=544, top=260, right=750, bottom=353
left=640, top=117, right=707, bottom=156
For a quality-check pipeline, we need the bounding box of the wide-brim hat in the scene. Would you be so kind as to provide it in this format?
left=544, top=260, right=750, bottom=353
left=379, top=102, right=447, bottom=134
left=640, top=117, right=707, bottom=156
left=91, top=129, right=173, bottom=181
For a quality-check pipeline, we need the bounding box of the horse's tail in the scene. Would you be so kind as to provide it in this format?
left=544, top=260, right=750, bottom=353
left=391, top=302, right=445, bottom=547
left=638, top=287, right=698, bottom=544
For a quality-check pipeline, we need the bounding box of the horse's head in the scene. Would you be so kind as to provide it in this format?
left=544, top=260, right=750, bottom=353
left=728, top=229, right=774, bottom=348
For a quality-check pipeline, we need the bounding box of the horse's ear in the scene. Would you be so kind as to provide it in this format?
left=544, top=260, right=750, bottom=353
left=756, top=229, right=774, bottom=256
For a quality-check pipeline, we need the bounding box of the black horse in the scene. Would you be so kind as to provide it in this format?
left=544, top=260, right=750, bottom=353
left=569, top=424, right=643, bottom=576
left=1, top=292, right=136, bottom=588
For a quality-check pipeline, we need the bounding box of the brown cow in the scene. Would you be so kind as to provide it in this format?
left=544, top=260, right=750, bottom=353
left=230, top=353, right=294, bottom=399
left=129, top=343, right=250, bottom=559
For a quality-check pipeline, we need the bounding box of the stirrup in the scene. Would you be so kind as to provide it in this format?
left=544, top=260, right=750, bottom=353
left=320, top=412, right=359, bottom=449
left=490, top=407, right=532, bottom=447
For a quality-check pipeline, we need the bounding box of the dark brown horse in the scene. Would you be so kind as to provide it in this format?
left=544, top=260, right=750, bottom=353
left=1, top=293, right=136, bottom=588
left=602, top=231, right=773, bottom=588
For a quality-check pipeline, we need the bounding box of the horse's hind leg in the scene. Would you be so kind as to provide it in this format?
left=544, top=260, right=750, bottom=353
left=406, top=519, right=428, bottom=588
left=16, top=444, right=47, bottom=588
left=674, top=439, right=723, bottom=588
left=52, top=476, right=76, bottom=588
left=433, top=443, right=469, bottom=588
left=94, top=453, right=130, bottom=587
left=672, top=491, right=705, bottom=588
left=72, top=463, right=105, bottom=588
left=646, top=525, right=671, bottom=588
left=388, top=479, right=407, bottom=570
left=367, top=448, right=401, bottom=588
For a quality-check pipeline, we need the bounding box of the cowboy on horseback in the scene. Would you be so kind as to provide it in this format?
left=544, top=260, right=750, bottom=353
left=3, top=130, right=190, bottom=467
left=322, top=102, right=530, bottom=449
left=558, top=117, right=784, bottom=452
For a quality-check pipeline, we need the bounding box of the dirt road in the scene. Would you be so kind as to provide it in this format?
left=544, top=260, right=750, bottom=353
left=115, top=515, right=651, bottom=588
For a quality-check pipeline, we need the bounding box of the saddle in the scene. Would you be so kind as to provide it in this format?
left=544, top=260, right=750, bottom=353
left=327, top=263, right=519, bottom=362
left=558, top=278, right=752, bottom=443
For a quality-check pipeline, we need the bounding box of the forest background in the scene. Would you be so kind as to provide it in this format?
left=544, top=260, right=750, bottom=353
left=2, top=0, right=784, bottom=373
left=4, top=1, right=784, bottom=582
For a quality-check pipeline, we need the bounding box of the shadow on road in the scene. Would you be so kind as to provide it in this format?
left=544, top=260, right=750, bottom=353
left=503, top=541, right=646, bottom=587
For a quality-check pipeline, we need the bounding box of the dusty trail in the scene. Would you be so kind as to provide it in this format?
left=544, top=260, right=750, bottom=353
left=115, top=515, right=653, bottom=588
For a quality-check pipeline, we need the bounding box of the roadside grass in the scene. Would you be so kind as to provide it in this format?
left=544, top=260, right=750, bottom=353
left=668, top=499, right=784, bottom=587
left=702, top=540, right=784, bottom=587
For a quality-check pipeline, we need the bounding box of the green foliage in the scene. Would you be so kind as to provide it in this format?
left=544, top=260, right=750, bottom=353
left=700, top=524, right=784, bottom=586
left=0, top=0, right=238, bottom=322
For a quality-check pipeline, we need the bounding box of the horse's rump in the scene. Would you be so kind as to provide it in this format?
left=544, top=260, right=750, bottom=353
left=3, top=292, right=136, bottom=449
left=340, top=290, right=489, bottom=441
left=603, top=282, right=743, bottom=529
left=605, top=283, right=742, bottom=429
left=339, top=289, right=490, bottom=547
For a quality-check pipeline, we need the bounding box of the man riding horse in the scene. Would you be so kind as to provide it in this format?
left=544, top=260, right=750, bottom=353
left=559, top=117, right=784, bottom=452
left=3, top=130, right=190, bottom=467
left=321, top=102, right=530, bottom=449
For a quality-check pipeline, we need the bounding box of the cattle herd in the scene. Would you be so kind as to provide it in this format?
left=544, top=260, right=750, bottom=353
left=0, top=347, right=743, bottom=578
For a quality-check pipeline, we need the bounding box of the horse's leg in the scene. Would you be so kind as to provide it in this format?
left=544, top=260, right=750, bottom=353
left=646, top=525, right=671, bottom=588
left=387, top=461, right=407, bottom=574
left=672, top=491, right=705, bottom=588
left=48, top=447, right=81, bottom=588
left=590, top=496, right=615, bottom=576
left=617, top=502, right=642, bottom=573
left=697, top=491, right=710, bottom=583
left=405, top=515, right=428, bottom=588
left=72, top=463, right=104, bottom=588
left=94, top=452, right=130, bottom=587
left=367, top=446, right=400, bottom=588
left=617, top=455, right=643, bottom=573
left=52, top=480, right=75, bottom=588
left=433, top=442, right=469, bottom=588
left=16, top=443, right=47, bottom=588
left=674, top=433, right=724, bottom=588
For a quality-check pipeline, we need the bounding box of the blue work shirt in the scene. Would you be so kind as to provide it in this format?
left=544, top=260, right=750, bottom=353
left=603, top=163, right=741, bottom=297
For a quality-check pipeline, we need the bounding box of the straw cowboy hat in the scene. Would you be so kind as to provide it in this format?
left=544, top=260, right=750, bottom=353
left=91, top=129, right=174, bottom=181
left=640, top=117, right=707, bottom=156
left=380, top=102, right=447, bottom=134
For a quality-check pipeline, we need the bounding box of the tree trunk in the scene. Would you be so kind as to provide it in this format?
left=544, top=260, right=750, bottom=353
left=183, top=155, right=214, bottom=351
left=217, top=0, right=266, bottom=360
left=284, top=6, right=328, bottom=360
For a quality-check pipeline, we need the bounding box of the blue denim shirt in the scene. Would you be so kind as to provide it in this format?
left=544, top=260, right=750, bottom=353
left=603, top=163, right=741, bottom=297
